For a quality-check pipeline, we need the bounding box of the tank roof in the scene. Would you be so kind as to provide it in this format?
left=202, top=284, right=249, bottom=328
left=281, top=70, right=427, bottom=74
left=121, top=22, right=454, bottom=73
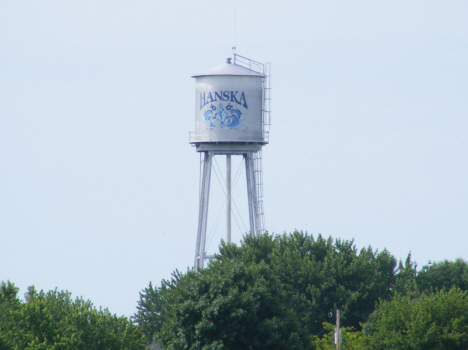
left=192, top=62, right=264, bottom=78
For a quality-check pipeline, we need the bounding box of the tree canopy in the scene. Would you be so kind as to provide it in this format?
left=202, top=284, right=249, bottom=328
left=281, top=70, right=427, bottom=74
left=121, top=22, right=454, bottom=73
left=365, top=288, right=468, bottom=349
left=136, top=232, right=402, bottom=349
left=216, top=232, right=397, bottom=336
left=0, top=281, right=145, bottom=350
left=160, top=261, right=305, bottom=350
left=417, top=258, right=468, bottom=293
left=5, top=232, right=466, bottom=349
left=135, top=232, right=468, bottom=349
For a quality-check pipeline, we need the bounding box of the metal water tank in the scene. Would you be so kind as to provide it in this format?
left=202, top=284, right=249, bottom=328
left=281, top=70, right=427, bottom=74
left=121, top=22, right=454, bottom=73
left=192, top=58, right=265, bottom=144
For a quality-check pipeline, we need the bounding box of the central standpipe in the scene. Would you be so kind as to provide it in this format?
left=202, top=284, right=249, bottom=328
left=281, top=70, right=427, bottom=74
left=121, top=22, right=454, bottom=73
left=226, top=155, right=232, bottom=243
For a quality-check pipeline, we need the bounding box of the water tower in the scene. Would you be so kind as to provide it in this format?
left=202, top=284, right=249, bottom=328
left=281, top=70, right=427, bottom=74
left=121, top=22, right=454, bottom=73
left=190, top=54, right=271, bottom=270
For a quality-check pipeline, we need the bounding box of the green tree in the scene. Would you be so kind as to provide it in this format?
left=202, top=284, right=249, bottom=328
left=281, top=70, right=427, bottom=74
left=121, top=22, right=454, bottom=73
left=0, top=281, right=145, bottom=350
left=217, top=232, right=397, bottom=335
left=417, top=258, right=468, bottom=293
left=134, top=270, right=182, bottom=344
left=133, top=282, right=164, bottom=345
left=0, top=281, right=23, bottom=350
left=365, top=288, right=468, bottom=350
left=158, top=261, right=306, bottom=350
left=393, top=253, right=419, bottom=297
left=312, top=322, right=365, bottom=350
left=137, top=232, right=403, bottom=348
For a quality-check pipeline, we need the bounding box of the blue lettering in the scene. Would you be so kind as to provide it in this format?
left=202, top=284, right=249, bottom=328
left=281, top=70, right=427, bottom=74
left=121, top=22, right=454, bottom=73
left=239, top=92, right=248, bottom=109
left=230, top=91, right=240, bottom=105
left=200, top=92, right=206, bottom=109
left=201, top=91, right=248, bottom=109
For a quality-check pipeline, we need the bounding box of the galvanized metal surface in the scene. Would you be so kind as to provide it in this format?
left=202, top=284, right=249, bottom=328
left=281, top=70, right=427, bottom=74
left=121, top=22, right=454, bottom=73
left=193, top=75, right=264, bottom=144
left=194, top=151, right=261, bottom=270
left=192, top=56, right=271, bottom=270
left=193, top=62, right=264, bottom=78
left=194, top=142, right=262, bottom=154
left=245, top=152, right=259, bottom=236
left=194, top=152, right=212, bottom=271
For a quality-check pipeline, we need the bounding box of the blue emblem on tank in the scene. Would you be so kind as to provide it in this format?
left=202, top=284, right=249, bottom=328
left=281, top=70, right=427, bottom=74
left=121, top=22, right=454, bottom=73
left=202, top=103, right=246, bottom=128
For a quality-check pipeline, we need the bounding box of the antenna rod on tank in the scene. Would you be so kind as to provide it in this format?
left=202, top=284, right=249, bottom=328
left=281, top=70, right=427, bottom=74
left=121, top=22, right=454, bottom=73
left=232, top=0, right=237, bottom=55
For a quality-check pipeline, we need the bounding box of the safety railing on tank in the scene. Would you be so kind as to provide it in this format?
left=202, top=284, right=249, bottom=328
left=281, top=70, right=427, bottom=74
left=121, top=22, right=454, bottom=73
left=233, top=54, right=264, bottom=74
left=189, top=131, right=196, bottom=144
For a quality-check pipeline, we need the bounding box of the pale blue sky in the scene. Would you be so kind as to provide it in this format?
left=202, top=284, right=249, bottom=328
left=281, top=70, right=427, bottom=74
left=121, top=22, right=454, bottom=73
left=1, top=1, right=467, bottom=317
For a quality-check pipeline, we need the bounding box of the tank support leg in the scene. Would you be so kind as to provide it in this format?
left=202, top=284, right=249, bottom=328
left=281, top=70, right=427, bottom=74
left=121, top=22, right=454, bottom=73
left=244, top=152, right=258, bottom=236
left=195, top=152, right=212, bottom=271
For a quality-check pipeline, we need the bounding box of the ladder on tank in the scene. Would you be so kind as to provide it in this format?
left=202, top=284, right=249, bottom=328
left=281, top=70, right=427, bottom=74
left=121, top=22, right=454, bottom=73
left=253, top=151, right=265, bottom=233
left=233, top=54, right=271, bottom=234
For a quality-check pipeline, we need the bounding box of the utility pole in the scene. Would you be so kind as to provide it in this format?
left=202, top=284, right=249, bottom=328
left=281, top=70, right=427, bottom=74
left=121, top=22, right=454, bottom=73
left=335, top=309, right=341, bottom=350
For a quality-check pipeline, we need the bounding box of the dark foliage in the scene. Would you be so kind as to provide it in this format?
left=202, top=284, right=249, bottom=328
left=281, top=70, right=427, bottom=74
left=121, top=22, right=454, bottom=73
left=417, top=258, right=468, bottom=293
left=365, top=288, right=468, bottom=350
left=137, top=232, right=399, bottom=349
left=0, top=281, right=145, bottom=350
left=217, top=232, right=397, bottom=335
left=133, top=270, right=182, bottom=344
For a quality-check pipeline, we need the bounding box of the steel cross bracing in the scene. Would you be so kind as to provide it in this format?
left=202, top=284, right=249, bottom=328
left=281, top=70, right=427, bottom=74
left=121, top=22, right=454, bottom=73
left=194, top=151, right=263, bottom=271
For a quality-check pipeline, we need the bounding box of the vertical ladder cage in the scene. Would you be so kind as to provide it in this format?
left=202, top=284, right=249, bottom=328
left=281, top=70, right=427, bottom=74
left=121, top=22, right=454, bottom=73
left=233, top=54, right=271, bottom=235
left=262, top=62, right=271, bottom=143
left=253, top=151, right=265, bottom=233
